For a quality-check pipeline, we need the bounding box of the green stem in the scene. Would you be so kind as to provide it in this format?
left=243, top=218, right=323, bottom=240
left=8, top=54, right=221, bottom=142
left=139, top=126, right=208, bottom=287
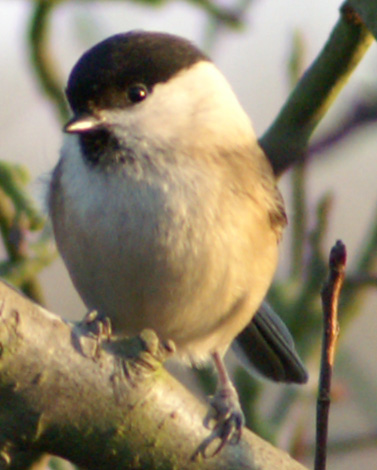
left=28, top=0, right=68, bottom=123
left=260, top=3, right=373, bottom=176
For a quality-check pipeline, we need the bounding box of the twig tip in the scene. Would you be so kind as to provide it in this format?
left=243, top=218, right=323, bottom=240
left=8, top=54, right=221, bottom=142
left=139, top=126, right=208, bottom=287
left=329, top=240, right=347, bottom=271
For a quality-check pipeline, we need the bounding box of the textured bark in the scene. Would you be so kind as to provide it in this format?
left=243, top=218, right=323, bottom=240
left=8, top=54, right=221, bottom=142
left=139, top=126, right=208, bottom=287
left=0, top=280, right=308, bottom=470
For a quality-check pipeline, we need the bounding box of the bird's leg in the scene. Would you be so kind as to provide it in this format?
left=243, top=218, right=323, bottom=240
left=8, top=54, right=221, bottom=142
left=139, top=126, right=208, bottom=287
left=202, top=351, right=245, bottom=455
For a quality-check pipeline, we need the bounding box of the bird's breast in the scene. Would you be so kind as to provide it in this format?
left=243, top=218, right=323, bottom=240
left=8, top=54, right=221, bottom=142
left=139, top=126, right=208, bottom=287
left=51, top=138, right=279, bottom=361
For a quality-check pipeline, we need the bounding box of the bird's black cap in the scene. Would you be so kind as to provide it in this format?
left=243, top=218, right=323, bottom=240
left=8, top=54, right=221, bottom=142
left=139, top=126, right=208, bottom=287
left=66, top=31, right=210, bottom=114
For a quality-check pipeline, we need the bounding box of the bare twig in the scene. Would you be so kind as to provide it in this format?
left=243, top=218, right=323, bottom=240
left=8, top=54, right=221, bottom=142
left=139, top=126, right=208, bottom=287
left=315, top=240, right=347, bottom=470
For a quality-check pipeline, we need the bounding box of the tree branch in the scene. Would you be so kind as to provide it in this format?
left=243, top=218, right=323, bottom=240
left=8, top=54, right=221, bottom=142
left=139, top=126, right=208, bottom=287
left=259, top=2, right=373, bottom=176
left=0, top=281, right=309, bottom=470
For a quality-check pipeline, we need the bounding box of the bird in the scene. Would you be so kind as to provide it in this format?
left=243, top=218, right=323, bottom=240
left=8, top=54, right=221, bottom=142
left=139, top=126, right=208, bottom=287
left=48, top=30, right=307, bottom=453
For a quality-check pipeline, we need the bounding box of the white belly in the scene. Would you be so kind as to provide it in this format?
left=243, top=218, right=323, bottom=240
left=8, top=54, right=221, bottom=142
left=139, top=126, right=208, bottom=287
left=51, top=138, right=279, bottom=362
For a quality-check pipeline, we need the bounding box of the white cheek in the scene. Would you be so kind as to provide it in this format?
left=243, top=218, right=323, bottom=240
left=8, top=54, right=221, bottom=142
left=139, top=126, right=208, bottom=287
left=111, top=61, right=257, bottom=152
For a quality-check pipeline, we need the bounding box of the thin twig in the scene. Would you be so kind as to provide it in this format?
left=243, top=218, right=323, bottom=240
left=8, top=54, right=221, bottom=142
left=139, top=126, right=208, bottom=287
left=309, top=97, right=377, bottom=157
left=315, top=240, right=347, bottom=470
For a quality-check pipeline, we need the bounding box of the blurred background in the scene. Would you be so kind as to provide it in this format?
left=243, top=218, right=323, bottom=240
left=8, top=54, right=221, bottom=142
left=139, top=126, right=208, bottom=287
left=1, top=1, right=377, bottom=469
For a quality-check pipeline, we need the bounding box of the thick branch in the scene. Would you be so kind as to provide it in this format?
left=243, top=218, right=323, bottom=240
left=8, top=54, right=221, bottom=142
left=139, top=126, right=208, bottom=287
left=0, top=280, right=308, bottom=470
left=260, top=2, right=373, bottom=176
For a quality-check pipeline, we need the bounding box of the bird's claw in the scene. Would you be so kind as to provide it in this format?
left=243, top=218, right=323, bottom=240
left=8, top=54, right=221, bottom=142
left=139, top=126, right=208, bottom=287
left=198, top=385, right=245, bottom=457
left=79, top=310, right=112, bottom=359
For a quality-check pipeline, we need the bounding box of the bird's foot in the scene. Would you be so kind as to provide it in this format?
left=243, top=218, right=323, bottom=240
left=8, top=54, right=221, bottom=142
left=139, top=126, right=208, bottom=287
left=77, top=310, right=112, bottom=360
left=193, top=351, right=245, bottom=459
left=206, top=381, right=244, bottom=454
left=193, top=381, right=244, bottom=459
left=111, top=330, right=176, bottom=400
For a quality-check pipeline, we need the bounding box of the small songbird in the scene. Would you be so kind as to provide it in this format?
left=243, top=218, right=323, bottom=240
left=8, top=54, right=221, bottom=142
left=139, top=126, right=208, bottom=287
left=49, top=31, right=307, bottom=451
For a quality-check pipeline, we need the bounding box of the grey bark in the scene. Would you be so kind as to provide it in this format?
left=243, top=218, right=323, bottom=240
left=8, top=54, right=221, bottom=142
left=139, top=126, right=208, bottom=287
left=0, top=280, right=308, bottom=470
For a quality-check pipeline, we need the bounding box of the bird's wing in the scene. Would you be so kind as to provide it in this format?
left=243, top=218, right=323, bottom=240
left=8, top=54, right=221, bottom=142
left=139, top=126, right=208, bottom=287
left=232, top=301, right=308, bottom=384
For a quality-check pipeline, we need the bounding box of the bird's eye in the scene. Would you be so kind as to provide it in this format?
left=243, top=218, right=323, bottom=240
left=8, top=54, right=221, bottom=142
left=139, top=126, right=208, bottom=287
left=127, top=84, right=148, bottom=104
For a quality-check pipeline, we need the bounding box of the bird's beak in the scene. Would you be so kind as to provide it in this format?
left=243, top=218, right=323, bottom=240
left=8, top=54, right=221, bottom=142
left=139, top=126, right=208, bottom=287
left=64, top=114, right=105, bottom=134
